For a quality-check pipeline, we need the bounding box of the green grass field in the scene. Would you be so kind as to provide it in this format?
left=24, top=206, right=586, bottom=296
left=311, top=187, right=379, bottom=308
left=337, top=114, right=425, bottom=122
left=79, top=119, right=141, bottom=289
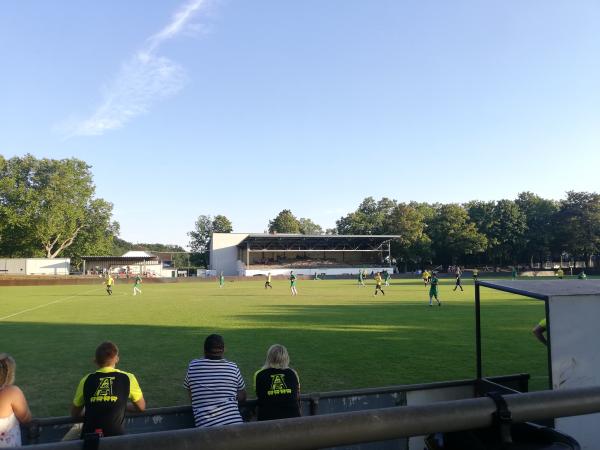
left=1, top=277, right=551, bottom=417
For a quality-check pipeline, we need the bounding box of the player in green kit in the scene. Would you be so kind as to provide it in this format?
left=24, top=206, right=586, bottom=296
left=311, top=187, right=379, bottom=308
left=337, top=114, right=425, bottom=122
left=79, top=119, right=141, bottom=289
left=133, top=275, right=142, bottom=296
left=383, top=270, right=391, bottom=286
left=429, top=272, right=441, bottom=306
left=289, top=271, right=298, bottom=296
left=219, top=271, right=225, bottom=288
left=358, top=270, right=365, bottom=287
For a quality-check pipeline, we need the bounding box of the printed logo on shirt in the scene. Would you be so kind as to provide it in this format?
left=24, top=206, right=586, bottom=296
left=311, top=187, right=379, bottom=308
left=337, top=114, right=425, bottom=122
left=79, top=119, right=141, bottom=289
left=91, top=376, right=118, bottom=402
left=267, top=374, right=292, bottom=395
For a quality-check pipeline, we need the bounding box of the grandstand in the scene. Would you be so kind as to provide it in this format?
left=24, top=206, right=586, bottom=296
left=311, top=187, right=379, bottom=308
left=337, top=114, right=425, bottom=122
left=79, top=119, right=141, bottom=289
left=80, top=251, right=177, bottom=277
left=209, top=233, right=400, bottom=276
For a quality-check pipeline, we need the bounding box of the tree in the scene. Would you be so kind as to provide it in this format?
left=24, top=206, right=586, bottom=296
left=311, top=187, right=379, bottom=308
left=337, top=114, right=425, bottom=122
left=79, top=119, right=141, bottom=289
left=336, top=197, right=397, bottom=235
left=487, top=200, right=527, bottom=265
left=553, top=191, right=600, bottom=267
left=268, top=210, right=300, bottom=234
left=384, top=203, right=431, bottom=270
left=188, top=215, right=212, bottom=253
left=466, top=200, right=497, bottom=243
left=298, top=218, right=323, bottom=235
left=0, top=154, right=117, bottom=258
left=427, top=204, right=487, bottom=266
left=515, top=192, right=559, bottom=265
left=64, top=199, right=119, bottom=267
left=212, top=215, right=233, bottom=234
left=188, top=214, right=234, bottom=267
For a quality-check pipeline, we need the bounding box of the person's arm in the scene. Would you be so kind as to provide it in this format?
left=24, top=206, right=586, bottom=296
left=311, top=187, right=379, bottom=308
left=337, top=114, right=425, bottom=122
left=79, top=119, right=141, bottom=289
left=532, top=325, right=547, bottom=346
left=293, top=369, right=302, bottom=415
left=11, top=386, right=32, bottom=424
left=127, top=397, right=146, bottom=413
left=127, top=374, right=146, bottom=413
left=70, top=404, right=84, bottom=418
left=71, top=376, right=87, bottom=418
left=237, top=388, right=247, bottom=403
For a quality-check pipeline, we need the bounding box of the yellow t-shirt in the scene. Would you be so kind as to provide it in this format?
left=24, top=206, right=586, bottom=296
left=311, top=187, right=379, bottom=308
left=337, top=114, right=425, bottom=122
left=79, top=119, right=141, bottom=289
left=73, top=367, right=143, bottom=407
left=538, top=318, right=547, bottom=329
left=106, top=277, right=114, bottom=286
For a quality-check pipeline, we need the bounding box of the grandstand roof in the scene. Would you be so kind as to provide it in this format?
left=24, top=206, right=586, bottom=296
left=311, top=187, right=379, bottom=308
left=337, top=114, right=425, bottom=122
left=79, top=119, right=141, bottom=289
left=81, top=255, right=159, bottom=264
left=122, top=250, right=155, bottom=258
left=238, top=234, right=400, bottom=251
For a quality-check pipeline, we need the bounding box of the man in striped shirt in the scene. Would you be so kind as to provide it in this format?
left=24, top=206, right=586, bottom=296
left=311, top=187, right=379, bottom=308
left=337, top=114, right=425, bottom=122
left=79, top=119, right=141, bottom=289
left=184, top=334, right=247, bottom=427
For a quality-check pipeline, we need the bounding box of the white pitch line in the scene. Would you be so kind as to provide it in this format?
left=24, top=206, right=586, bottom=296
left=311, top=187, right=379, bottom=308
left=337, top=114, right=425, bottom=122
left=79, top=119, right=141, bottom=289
left=0, top=287, right=98, bottom=321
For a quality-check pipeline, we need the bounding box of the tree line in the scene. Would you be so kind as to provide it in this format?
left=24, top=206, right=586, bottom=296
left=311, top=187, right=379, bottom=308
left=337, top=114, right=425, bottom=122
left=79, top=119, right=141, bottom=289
left=2, top=155, right=599, bottom=270
left=189, top=194, right=600, bottom=270
left=333, top=193, right=600, bottom=269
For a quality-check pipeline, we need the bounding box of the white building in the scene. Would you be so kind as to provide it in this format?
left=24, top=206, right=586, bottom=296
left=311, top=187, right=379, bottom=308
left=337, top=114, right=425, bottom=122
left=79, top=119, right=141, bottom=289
left=209, top=233, right=398, bottom=277
left=0, top=258, right=70, bottom=275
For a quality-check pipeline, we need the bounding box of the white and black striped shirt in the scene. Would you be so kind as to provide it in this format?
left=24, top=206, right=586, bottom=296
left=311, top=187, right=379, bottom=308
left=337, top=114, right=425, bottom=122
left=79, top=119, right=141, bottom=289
left=184, top=358, right=245, bottom=427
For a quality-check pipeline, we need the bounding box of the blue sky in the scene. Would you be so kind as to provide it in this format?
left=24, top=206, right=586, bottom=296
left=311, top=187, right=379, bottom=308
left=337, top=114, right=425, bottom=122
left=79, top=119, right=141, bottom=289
left=1, top=1, right=599, bottom=248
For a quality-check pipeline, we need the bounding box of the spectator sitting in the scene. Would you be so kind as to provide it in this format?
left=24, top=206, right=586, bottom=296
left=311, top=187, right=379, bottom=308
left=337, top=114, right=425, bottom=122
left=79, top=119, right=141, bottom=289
left=0, top=354, right=32, bottom=448
left=253, top=344, right=301, bottom=421
left=184, top=334, right=246, bottom=427
left=71, top=342, right=145, bottom=438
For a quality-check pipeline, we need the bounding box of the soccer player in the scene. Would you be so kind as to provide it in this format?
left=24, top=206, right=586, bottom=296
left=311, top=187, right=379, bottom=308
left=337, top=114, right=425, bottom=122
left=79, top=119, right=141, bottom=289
left=578, top=270, right=587, bottom=280
left=453, top=270, right=463, bottom=292
left=422, top=270, right=430, bottom=286
left=472, top=268, right=479, bottom=282
left=383, top=270, right=391, bottom=287
left=556, top=268, right=564, bottom=279
left=133, top=275, right=142, bottom=296
left=358, top=270, right=365, bottom=287
left=373, top=272, right=385, bottom=296
left=289, top=271, right=298, bottom=296
left=532, top=318, right=547, bottom=346
left=105, top=274, right=114, bottom=296
left=429, top=272, right=441, bottom=306
left=511, top=266, right=518, bottom=280
left=219, top=272, right=225, bottom=288
left=264, top=272, right=273, bottom=289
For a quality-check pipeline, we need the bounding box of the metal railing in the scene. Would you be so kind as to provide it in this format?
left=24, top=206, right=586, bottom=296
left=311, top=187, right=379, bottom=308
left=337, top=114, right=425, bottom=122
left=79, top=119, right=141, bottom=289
left=30, top=386, right=600, bottom=450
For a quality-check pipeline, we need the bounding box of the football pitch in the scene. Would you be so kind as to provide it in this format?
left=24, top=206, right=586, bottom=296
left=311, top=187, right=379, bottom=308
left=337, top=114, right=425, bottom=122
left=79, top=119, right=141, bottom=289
left=1, top=277, right=550, bottom=417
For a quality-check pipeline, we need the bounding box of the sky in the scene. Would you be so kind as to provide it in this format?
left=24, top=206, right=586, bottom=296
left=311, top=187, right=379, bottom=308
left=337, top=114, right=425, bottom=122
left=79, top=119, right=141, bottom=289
left=1, top=1, right=599, bottom=248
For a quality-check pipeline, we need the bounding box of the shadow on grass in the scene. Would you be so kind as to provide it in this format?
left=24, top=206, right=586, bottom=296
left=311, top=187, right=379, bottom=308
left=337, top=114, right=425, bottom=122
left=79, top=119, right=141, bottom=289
left=3, top=297, right=548, bottom=417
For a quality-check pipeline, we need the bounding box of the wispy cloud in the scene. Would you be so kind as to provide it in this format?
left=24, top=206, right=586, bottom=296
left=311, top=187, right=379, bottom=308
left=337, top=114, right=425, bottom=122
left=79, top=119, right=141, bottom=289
left=59, top=0, right=210, bottom=137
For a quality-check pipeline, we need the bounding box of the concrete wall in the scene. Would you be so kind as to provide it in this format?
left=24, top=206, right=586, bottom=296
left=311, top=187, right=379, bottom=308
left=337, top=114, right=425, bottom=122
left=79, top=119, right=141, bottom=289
left=25, top=258, right=70, bottom=275
left=209, top=233, right=249, bottom=276
left=0, top=258, right=70, bottom=275
left=0, top=258, right=27, bottom=275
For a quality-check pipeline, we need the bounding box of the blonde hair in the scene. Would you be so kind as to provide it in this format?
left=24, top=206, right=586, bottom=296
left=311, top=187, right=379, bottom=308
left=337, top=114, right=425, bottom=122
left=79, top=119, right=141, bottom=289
left=0, top=353, right=16, bottom=388
left=262, top=344, right=290, bottom=370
